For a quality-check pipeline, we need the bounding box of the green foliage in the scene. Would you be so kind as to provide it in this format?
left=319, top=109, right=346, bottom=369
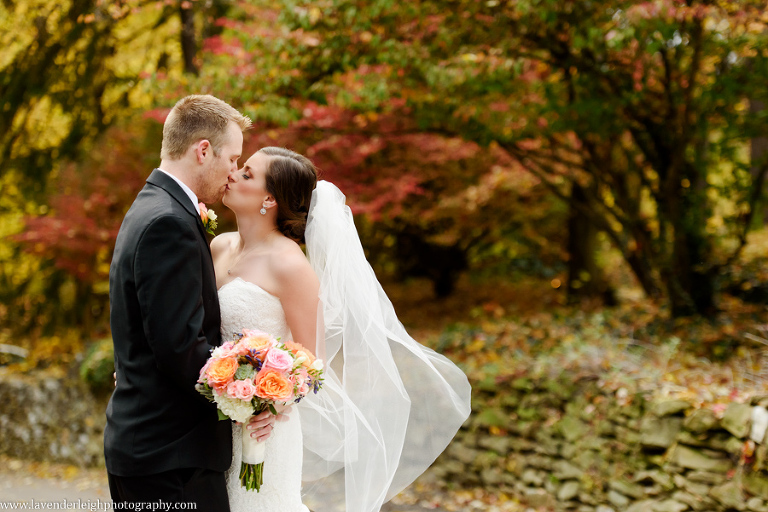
left=163, top=0, right=570, bottom=289
left=79, top=337, right=115, bottom=395
left=432, top=296, right=767, bottom=413
left=190, top=0, right=768, bottom=315
left=0, top=0, right=185, bottom=193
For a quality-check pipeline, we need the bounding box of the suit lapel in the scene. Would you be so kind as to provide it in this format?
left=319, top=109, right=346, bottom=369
left=145, top=169, right=213, bottom=258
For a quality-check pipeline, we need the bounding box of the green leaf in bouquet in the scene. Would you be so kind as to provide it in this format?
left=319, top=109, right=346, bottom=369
left=218, top=409, right=230, bottom=421
left=195, top=383, right=215, bottom=402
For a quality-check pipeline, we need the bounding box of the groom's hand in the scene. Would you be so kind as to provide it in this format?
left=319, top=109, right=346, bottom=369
left=246, top=410, right=280, bottom=442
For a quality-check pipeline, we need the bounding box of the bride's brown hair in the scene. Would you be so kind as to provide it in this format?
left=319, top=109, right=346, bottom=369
left=259, top=147, right=318, bottom=244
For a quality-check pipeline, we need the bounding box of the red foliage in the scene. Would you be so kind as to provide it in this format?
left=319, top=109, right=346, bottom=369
left=143, top=108, right=170, bottom=124
left=202, top=35, right=245, bottom=57
left=14, top=122, right=154, bottom=283
left=238, top=100, right=486, bottom=219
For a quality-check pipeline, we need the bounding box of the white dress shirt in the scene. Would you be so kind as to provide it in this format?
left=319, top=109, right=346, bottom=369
left=157, top=168, right=200, bottom=213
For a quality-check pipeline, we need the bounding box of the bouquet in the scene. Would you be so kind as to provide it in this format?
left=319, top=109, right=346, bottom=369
left=196, top=329, right=324, bottom=491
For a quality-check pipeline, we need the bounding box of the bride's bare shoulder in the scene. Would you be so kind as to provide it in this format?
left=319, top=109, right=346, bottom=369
left=210, top=231, right=238, bottom=259
left=269, top=238, right=316, bottom=282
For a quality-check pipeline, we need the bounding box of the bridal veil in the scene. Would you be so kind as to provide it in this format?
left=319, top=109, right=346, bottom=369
left=298, top=181, right=472, bottom=512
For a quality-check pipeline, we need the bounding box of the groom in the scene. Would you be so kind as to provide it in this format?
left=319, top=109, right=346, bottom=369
left=106, top=95, right=273, bottom=509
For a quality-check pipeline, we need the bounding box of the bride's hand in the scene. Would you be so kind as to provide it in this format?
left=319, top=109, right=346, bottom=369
left=245, top=409, right=283, bottom=441
left=273, top=403, right=291, bottom=422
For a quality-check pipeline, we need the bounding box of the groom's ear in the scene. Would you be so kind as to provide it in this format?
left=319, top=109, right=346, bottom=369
left=195, top=140, right=212, bottom=163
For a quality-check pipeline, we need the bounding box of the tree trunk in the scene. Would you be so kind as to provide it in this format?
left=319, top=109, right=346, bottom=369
left=180, top=3, right=198, bottom=75
left=566, top=183, right=615, bottom=305
left=665, top=252, right=716, bottom=317
left=665, top=183, right=716, bottom=317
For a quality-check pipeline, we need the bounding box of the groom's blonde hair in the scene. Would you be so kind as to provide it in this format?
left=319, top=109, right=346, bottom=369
left=160, top=95, right=252, bottom=160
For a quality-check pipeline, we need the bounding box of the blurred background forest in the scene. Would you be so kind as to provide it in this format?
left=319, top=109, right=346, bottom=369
left=1, top=0, right=768, bottom=391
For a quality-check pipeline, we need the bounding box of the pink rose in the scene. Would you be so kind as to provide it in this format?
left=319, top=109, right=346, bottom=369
left=293, top=368, right=309, bottom=383
left=293, top=369, right=310, bottom=395
left=212, top=341, right=236, bottom=358
left=198, top=359, right=212, bottom=383
left=199, top=202, right=209, bottom=223
left=241, top=328, right=266, bottom=338
left=227, top=378, right=257, bottom=401
left=264, top=348, right=293, bottom=372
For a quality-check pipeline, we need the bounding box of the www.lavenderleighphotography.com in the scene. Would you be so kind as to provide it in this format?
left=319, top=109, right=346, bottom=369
left=1, top=1, right=768, bottom=511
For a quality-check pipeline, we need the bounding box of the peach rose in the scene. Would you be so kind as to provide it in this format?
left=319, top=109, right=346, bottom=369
left=237, top=330, right=275, bottom=356
left=282, top=340, right=316, bottom=369
left=206, top=356, right=239, bottom=388
left=254, top=368, right=294, bottom=402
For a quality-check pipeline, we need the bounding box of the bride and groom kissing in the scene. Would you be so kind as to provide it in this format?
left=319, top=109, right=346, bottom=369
left=105, top=94, right=471, bottom=512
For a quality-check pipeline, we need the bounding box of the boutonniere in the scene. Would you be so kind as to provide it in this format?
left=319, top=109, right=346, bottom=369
left=199, top=202, right=218, bottom=235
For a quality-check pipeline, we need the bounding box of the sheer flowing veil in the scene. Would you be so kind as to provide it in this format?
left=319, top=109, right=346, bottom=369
left=297, top=181, right=472, bottom=512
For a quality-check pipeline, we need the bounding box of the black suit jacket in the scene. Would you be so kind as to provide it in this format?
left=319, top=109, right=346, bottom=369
left=105, top=169, right=231, bottom=476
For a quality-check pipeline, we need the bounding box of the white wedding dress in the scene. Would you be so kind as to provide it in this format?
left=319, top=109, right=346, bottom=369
left=218, top=276, right=310, bottom=512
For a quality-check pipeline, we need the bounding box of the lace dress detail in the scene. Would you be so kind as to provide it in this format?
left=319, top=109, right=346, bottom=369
left=219, top=277, right=309, bottom=512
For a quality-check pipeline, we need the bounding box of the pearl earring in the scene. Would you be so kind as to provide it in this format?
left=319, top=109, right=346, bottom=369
left=260, top=207, right=267, bottom=215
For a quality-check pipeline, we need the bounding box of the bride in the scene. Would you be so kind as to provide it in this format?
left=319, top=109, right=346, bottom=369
left=211, top=147, right=471, bottom=512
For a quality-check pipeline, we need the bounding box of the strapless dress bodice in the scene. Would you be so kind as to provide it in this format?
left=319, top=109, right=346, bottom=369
left=218, top=277, right=290, bottom=344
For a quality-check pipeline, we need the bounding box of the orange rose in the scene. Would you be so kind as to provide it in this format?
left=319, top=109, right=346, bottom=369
left=206, top=356, right=239, bottom=387
left=283, top=340, right=316, bottom=369
left=254, top=368, right=294, bottom=402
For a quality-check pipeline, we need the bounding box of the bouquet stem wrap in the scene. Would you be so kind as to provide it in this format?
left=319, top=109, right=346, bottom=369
left=240, top=419, right=267, bottom=491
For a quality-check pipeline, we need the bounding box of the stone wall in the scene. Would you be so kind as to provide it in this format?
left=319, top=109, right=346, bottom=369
left=2, top=366, right=767, bottom=512
left=433, top=374, right=768, bottom=511
left=0, top=369, right=106, bottom=467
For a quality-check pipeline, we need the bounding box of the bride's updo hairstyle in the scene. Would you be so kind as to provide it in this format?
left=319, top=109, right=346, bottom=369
left=259, top=147, right=318, bottom=244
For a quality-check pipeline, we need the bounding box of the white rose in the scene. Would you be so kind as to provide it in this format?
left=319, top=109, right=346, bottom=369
left=310, top=359, right=324, bottom=371
left=207, top=210, right=217, bottom=222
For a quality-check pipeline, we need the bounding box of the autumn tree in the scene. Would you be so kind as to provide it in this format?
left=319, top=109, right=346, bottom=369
left=0, top=0, right=228, bottom=192
left=151, top=1, right=567, bottom=296
left=10, top=119, right=158, bottom=335
left=210, top=0, right=768, bottom=316
left=0, top=0, right=234, bottom=335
